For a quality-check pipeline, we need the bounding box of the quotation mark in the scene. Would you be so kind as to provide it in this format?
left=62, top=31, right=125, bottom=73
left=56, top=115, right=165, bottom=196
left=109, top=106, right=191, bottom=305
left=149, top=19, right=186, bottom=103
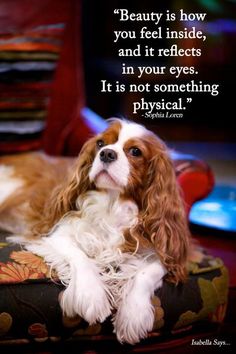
left=114, top=9, right=119, bottom=14
left=187, top=98, right=192, bottom=103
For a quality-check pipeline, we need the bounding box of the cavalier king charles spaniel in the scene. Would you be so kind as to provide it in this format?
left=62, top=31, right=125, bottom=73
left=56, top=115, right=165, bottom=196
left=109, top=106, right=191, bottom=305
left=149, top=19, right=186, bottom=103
left=0, top=119, right=190, bottom=344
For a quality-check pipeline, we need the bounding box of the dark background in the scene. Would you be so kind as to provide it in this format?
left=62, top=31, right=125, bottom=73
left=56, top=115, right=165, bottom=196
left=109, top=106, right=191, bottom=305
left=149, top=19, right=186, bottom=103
left=82, top=0, right=236, bottom=142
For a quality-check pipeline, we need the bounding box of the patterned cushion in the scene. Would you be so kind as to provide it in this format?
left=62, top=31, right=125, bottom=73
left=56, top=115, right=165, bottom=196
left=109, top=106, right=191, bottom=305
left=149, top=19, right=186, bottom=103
left=0, top=230, right=228, bottom=346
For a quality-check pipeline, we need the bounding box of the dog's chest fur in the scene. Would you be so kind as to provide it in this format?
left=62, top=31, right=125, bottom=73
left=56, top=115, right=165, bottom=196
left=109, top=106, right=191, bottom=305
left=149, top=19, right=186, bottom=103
left=70, top=191, right=138, bottom=262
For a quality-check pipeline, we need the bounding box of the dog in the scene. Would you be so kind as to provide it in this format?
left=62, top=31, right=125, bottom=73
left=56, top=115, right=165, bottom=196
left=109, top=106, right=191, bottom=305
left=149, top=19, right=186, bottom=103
left=0, top=119, right=190, bottom=344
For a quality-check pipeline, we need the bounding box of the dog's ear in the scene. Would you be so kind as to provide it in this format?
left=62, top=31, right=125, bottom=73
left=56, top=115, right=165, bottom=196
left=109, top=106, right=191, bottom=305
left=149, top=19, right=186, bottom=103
left=31, top=136, right=97, bottom=236
left=53, top=136, right=97, bottom=210
left=141, top=142, right=190, bottom=283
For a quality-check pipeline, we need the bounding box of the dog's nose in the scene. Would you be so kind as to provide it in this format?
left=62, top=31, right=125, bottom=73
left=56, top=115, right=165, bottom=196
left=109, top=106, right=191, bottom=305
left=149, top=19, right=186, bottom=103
left=100, top=149, right=117, bottom=163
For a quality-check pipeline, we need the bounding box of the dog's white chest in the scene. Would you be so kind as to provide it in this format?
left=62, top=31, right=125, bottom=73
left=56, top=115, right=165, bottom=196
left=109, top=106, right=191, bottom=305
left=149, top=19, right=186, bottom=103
left=72, top=191, right=138, bottom=261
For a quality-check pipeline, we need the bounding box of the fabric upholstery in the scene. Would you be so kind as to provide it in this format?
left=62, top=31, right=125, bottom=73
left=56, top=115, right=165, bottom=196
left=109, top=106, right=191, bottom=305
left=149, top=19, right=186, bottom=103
left=0, top=230, right=228, bottom=345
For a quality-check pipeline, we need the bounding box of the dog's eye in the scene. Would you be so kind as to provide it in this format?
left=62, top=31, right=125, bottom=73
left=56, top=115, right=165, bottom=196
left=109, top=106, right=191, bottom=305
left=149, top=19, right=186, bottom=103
left=96, top=140, right=105, bottom=149
left=129, top=147, right=142, bottom=157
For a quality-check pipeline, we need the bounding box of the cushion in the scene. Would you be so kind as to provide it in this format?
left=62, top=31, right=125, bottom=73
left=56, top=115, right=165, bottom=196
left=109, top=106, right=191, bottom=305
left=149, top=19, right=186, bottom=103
left=0, top=230, right=228, bottom=346
left=171, top=151, right=214, bottom=215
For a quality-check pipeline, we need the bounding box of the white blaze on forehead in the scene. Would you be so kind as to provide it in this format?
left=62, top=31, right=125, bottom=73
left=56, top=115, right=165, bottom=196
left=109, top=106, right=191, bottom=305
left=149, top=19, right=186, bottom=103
left=117, top=120, right=147, bottom=146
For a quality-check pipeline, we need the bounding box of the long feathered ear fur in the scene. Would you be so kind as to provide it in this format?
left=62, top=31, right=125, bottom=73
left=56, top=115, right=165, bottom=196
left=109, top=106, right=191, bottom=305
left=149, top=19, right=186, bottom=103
left=131, top=137, right=190, bottom=283
left=139, top=140, right=190, bottom=284
left=30, top=137, right=97, bottom=237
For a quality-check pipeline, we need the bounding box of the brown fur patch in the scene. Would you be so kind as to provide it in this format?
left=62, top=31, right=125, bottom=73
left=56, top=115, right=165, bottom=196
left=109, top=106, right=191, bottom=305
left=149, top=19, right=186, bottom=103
left=121, top=133, right=190, bottom=283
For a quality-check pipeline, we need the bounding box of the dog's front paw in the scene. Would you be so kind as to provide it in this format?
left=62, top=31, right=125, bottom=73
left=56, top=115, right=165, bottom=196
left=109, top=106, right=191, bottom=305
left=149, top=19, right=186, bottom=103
left=60, top=270, right=112, bottom=325
left=113, top=292, right=155, bottom=345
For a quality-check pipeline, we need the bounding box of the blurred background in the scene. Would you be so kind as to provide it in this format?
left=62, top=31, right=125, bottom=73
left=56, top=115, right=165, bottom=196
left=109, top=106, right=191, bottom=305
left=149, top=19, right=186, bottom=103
left=82, top=0, right=236, bottom=143
left=0, top=0, right=235, bottom=147
left=82, top=0, right=236, bottom=236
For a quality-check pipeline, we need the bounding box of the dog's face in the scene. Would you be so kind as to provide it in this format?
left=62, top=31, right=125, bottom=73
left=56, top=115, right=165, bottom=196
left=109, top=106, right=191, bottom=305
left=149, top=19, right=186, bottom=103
left=88, top=119, right=162, bottom=193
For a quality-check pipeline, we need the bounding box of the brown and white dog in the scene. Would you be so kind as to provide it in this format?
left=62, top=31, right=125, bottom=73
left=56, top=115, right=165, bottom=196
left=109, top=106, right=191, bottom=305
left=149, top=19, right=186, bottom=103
left=0, top=119, right=190, bottom=344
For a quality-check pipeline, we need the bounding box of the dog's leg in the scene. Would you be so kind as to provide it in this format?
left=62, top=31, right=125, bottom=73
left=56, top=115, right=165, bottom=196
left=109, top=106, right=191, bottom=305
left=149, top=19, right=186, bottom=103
left=21, top=222, right=112, bottom=324
left=113, top=259, right=166, bottom=344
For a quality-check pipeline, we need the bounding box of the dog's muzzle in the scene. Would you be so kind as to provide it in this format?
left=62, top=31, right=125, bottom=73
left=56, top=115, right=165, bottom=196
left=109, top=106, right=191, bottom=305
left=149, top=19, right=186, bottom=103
left=100, top=149, right=118, bottom=164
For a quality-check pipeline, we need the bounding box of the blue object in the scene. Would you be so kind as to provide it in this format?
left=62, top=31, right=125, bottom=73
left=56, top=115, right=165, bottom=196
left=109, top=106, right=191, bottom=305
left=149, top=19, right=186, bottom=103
left=81, top=107, right=108, bottom=134
left=190, top=185, right=236, bottom=233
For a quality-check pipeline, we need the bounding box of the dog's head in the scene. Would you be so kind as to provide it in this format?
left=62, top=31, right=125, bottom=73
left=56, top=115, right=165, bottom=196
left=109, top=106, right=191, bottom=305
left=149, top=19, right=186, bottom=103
left=89, top=119, right=156, bottom=192
left=50, top=119, right=190, bottom=283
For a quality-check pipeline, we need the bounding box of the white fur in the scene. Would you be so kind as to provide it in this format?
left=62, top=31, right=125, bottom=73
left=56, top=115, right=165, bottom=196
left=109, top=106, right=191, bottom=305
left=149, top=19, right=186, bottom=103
left=24, top=228, right=112, bottom=323
left=89, top=120, right=147, bottom=190
left=0, top=165, right=24, bottom=204
left=118, top=120, right=148, bottom=145
left=12, top=192, right=139, bottom=320
left=9, top=190, right=166, bottom=344
left=113, top=260, right=166, bottom=344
